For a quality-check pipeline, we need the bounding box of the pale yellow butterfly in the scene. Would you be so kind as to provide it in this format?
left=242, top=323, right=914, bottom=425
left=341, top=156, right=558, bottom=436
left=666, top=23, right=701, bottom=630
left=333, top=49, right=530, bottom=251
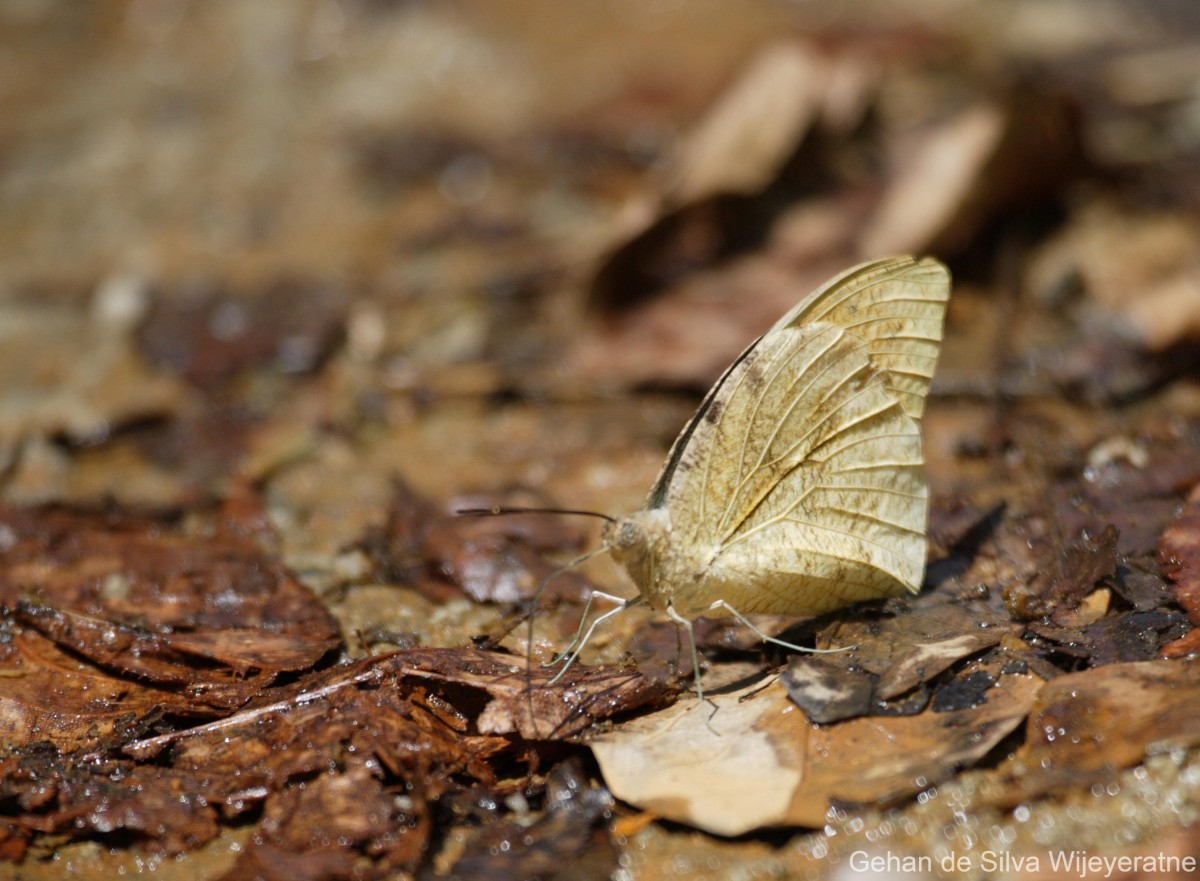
left=466, top=256, right=950, bottom=701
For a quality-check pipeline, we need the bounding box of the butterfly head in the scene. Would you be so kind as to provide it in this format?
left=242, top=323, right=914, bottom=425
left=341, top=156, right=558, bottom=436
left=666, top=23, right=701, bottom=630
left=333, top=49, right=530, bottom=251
left=601, top=508, right=671, bottom=604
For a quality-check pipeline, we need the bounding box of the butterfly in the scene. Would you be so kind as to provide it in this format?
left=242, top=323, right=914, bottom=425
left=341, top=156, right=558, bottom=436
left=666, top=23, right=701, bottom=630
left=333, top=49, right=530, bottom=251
left=467, top=256, right=950, bottom=701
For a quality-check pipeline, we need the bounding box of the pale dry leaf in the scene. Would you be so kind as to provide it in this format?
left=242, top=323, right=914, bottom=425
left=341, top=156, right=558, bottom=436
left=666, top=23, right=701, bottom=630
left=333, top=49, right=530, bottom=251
left=591, top=667, right=1042, bottom=835
left=859, top=104, right=1006, bottom=257
left=1028, top=202, right=1200, bottom=351
left=667, top=42, right=827, bottom=205
left=1121, top=271, right=1200, bottom=351
left=589, top=680, right=808, bottom=837
left=860, top=92, right=1078, bottom=258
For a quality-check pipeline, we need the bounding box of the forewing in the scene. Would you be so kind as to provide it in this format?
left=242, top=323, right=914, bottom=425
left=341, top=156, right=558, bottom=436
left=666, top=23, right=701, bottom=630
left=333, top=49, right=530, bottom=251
left=652, top=256, right=949, bottom=614
left=780, top=256, right=949, bottom=420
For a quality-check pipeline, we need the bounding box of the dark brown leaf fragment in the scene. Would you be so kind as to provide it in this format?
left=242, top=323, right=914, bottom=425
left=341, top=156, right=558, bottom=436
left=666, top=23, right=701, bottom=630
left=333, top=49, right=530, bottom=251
left=445, top=760, right=617, bottom=881
left=930, top=669, right=995, bottom=712
left=392, top=647, right=675, bottom=740
left=1081, top=610, right=1190, bottom=666
left=365, top=480, right=597, bottom=605
left=1159, top=485, right=1200, bottom=624
left=1004, top=523, right=1119, bottom=621
left=995, top=659, right=1200, bottom=806
left=780, top=656, right=874, bottom=724
left=137, top=278, right=346, bottom=390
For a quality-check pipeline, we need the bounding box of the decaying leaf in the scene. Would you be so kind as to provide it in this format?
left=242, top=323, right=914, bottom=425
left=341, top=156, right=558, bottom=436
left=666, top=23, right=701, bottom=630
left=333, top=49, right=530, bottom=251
left=0, top=502, right=340, bottom=751
left=1004, top=523, right=1120, bottom=621
left=588, top=41, right=878, bottom=317
left=0, top=629, right=202, bottom=753
left=590, top=661, right=1041, bottom=836
left=443, top=760, right=617, bottom=881
left=0, top=294, right=184, bottom=470
left=665, top=42, right=856, bottom=206
left=364, top=479, right=596, bottom=605
left=137, top=278, right=347, bottom=390
left=392, top=647, right=675, bottom=740
left=1159, top=483, right=1200, bottom=624
left=1029, top=202, right=1200, bottom=352
left=995, top=659, right=1200, bottom=805
left=0, top=642, right=665, bottom=870
left=793, top=588, right=1019, bottom=721
left=860, top=91, right=1080, bottom=257
left=780, top=656, right=873, bottom=724
left=0, top=503, right=339, bottom=639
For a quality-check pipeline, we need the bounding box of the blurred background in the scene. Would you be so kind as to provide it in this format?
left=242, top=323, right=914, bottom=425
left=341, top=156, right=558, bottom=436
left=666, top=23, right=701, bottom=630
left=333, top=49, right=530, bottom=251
left=3, top=0, right=1200, bottom=527
left=2, top=0, right=1197, bottom=468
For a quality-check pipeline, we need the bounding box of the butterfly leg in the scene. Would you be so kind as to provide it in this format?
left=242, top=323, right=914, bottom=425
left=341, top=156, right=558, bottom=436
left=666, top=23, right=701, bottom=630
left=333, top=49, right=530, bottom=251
left=666, top=605, right=721, bottom=733
left=546, top=592, right=631, bottom=685
left=544, top=590, right=627, bottom=667
left=703, top=600, right=855, bottom=654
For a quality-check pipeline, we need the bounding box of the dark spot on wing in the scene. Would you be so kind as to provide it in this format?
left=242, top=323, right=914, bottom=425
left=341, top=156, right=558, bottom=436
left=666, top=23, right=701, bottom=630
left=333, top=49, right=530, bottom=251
left=703, top=399, right=724, bottom=425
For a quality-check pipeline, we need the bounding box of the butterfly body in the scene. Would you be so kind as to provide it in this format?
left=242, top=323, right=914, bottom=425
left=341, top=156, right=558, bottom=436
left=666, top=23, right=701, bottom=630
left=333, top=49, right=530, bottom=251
left=603, top=256, right=950, bottom=622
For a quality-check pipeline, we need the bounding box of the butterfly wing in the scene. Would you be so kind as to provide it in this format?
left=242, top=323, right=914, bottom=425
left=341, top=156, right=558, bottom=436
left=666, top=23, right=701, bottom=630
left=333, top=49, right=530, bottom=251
left=647, top=256, right=950, bottom=617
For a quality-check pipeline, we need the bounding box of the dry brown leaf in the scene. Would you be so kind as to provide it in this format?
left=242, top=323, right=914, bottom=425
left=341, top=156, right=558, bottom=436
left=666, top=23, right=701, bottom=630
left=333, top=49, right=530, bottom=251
left=365, top=480, right=597, bottom=605
left=582, top=41, right=878, bottom=334
left=813, top=589, right=1017, bottom=704
left=1159, top=483, right=1200, bottom=624
left=860, top=103, right=1006, bottom=256
left=137, top=279, right=347, bottom=391
left=590, top=663, right=1041, bottom=836
left=0, top=501, right=342, bottom=750
left=1029, top=202, right=1200, bottom=352
left=995, top=659, right=1200, bottom=805
left=0, top=629, right=203, bottom=752
left=666, top=42, right=832, bottom=205
left=859, top=91, right=1080, bottom=257
left=0, top=296, right=184, bottom=469
left=394, top=648, right=674, bottom=740
left=444, top=760, right=617, bottom=881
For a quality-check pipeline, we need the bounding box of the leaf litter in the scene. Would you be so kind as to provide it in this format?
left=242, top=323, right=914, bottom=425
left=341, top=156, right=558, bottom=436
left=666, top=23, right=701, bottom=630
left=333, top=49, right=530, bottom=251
left=0, top=491, right=670, bottom=875
left=5, top=2, right=1200, bottom=878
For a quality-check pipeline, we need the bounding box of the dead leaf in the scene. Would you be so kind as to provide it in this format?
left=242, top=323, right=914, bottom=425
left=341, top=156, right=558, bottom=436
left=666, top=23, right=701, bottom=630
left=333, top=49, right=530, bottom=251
left=590, top=661, right=1041, bottom=835
left=1159, top=484, right=1200, bottom=624
left=780, top=656, right=873, bottom=724
left=995, top=659, right=1200, bottom=805
left=0, top=295, right=183, bottom=470
left=444, top=759, right=617, bottom=881
left=1029, top=202, right=1200, bottom=352
left=1005, top=523, right=1119, bottom=621
left=137, top=278, right=347, bottom=391
left=0, top=629, right=201, bottom=752
left=860, top=91, right=1080, bottom=257
left=811, top=588, right=1018, bottom=709
left=0, top=503, right=339, bottom=638
left=365, top=480, right=597, bottom=605
left=0, top=501, right=340, bottom=748
left=666, top=42, right=839, bottom=205
left=82, top=648, right=661, bottom=872
left=219, top=764, right=399, bottom=881
left=393, top=648, right=675, bottom=740
left=1081, top=610, right=1189, bottom=666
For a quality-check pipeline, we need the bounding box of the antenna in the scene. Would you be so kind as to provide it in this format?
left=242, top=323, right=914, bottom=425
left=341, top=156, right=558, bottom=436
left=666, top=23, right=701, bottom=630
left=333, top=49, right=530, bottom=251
left=456, top=505, right=616, bottom=523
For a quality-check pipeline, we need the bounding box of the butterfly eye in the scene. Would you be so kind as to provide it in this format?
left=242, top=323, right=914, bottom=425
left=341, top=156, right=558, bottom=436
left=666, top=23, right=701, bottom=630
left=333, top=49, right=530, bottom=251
left=608, top=520, right=644, bottom=552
